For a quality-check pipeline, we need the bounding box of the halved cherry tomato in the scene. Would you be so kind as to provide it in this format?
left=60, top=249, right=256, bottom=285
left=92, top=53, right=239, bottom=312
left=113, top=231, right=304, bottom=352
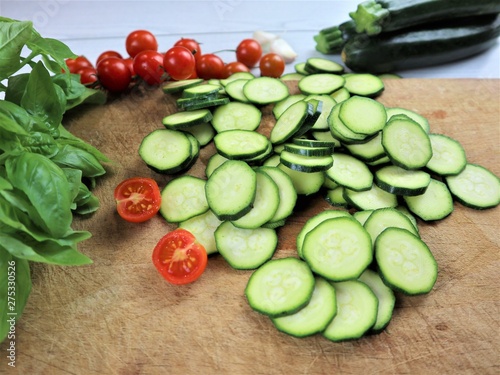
left=114, top=177, right=161, bottom=223
left=236, top=38, right=262, bottom=68
left=152, top=229, right=208, bottom=285
left=259, top=53, right=285, bottom=78
left=126, top=30, right=158, bottom=58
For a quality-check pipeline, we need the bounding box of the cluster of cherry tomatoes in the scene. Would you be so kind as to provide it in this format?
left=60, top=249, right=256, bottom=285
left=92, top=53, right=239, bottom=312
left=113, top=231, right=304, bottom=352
left=65, top=29, right=286, bottom=94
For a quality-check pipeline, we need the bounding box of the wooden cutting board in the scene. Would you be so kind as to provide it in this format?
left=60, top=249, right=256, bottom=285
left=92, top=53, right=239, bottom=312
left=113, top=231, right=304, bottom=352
left=3, top=79, right=499, bottom=375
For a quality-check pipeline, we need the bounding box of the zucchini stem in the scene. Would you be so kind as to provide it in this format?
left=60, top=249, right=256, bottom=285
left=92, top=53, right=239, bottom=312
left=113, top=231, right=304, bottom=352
left=349, top=0, right=390, bottom=35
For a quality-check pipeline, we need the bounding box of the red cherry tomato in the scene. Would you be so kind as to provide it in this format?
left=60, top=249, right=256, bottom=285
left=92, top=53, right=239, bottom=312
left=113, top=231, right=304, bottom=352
left=222, top=61, right=250, bottom=79
left=113, top=177, right=161, bottom=223
left=152, top=229, right=208, bottom=285
left=236, top=38, right=262, bottom=68
left=163, top=46, right=196, bottom=81
left=96, top=57, right=132, bottom=93
left=174, top=38, right=202, bottom=62
left=133, top=50, right=165, bottom=85
left=96, top=50, right=123, bottom=66
left=77, top=67, right=98, bottom=85
left=65, top=55, right=93, bottom=73
left=259, top=53, right=285, bottom=78
left=126, top=30, right=158, bottom=58
left=196, top=53, right=225, bottom=79
left=123, top=57, right=136, bottom=77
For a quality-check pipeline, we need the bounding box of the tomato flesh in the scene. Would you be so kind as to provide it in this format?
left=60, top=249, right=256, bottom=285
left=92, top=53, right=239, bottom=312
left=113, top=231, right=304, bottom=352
left=114, top=177, right=161, bottom=223
left=152, top=229, right=208, bottom=285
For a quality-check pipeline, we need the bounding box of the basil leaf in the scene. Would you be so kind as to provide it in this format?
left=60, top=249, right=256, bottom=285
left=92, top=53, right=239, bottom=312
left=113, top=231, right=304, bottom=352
left=65, top=86, right=107, bottom=110
left=20, top=61, right=64, bottom=134
left=57, top=125, right=111, bottom=163
left=20, top=131, right=58, bottom=157
left=0, top=250, right=31, bottom=343
left=0, top=232, right=92, bottom=265
left=27, top=29, right=76, bottom=71
left=5, top=152, right=72, bottom=238
left=51, top=143, right=106, bottom=177
left=0, top=20, right=33, bottom=80
left=52, top=73, right=86, bottom=101
left=0, top=100, right=36, bottom=132
left=4, top=73, right=29, bottom=105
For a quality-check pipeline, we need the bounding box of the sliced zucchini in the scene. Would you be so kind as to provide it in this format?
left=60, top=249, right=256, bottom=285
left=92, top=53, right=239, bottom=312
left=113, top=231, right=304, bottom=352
left=325, top=153, right=373, bottom=191
left=159, top=175, right=208, bottom=223
left=325, top=186, right=350, bottom=208
left=298, top=73, right=345, bottom=95
left=211, top=101, right=261, bottom=133
left=231, top=170, right=280, bottom=229
left=344, top=183, right=398, bottom=211
left=178, top=209, right=223, bottom=255
left=272, top=94, right=307, bottom=119
left=296, top=209, right=352, bottom=259
left=162, top=78, right=204, bottom=93
left=363, top=207, right=420, bottom=247
left=403, top=178, right=454, bottom=221
left=382, top=114, right=432, bottom=169
left=271, top=277, right=337, bottom=337
left=258, top=166, right=298, bottom=223
left=343, top=73, right=385, bottom=97
left=386, top=107, right=430, bottom=133
left=375, top=227, right=438, bottom=295
left=339, top=95, right=387, bottom=136
left=445, top=163, right=500, bottom=209
left=375, top=164, right=431, bottom=196
left=270, top=100, right=313, bottom=145
left=280, top=150, right=333, bottom=173
left=323, top=280, right=378, bottom=342
left=139, top=129, right=193, bottom=174
left=304, top=57, right=345, bottom=74
left=245, top=257, right=315, bottom=317
left=215, top=222, right=277, bottom=270
left=302, top=216, right=373, bottom=281
left=243, top=77, right=289, bottom=105
left=214, top=129, right=270, bottom=160
left=358, top=269, right=395, bottom=332
left=278, top=163, right=325, bottom=196
left=426, top=133, right=467, bottom=176
left=205, top=160, right=256, bottom=221
left=162, top=108, right=213, bottom=130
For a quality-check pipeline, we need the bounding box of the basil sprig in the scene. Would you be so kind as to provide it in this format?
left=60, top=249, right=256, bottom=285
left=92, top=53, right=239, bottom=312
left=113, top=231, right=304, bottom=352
left=0, top=17, right=108, bottom=342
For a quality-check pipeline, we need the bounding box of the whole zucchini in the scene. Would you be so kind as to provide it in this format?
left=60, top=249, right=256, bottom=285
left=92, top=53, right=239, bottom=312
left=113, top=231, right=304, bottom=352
left=350, top=0, right=500, bottom=35
left=342, top=14, right=500, bottom=74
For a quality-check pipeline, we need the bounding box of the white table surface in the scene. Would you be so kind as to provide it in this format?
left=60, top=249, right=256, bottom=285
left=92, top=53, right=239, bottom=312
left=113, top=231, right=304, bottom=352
left=2, top=0, right=500, bottom=78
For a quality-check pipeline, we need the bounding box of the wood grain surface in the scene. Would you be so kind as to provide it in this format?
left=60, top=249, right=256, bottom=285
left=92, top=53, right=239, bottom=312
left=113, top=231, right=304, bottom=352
left=2, top=79, right=499, bottom=375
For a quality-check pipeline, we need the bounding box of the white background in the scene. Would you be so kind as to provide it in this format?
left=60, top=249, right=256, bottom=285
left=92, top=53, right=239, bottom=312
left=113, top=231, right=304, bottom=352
left=1, top=0, right=500, bottom=78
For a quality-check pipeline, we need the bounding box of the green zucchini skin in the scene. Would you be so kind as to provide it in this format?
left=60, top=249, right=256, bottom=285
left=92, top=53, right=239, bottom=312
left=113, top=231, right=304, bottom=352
left=351, top=0, right=500, bottom=35
left=342, top=14, right=500, bottom=74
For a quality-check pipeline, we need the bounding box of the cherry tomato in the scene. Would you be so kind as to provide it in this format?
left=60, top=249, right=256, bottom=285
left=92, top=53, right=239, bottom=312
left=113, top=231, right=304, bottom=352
left=97, top=57, right=132, bottom=93
left=236, top=38, right=262, bottom=68
left=163, top=46, right=196, bottom=81
left=114, top=177, right=161, bottom=223
left=259, top=53, right=285, bottom=78
left=64, top=58, right=77, bottom=73
left=77, top=67, right=98, bottom=85
left=96, top=50, right=123, bottom=66
left=196, top=53, right=225, bottom=79
left=174, top=38, right=202, bottom=62
left=126, top=30, right=158, bottom=58
left=133, top=50, right=165, bottom=85
left=152, top=229, right=208, bottom=285
left=123, top=57, right=136, bottom=77
left=222, top=61, right=250, bottom=79
left=65, top=55, right=93, bottom=73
